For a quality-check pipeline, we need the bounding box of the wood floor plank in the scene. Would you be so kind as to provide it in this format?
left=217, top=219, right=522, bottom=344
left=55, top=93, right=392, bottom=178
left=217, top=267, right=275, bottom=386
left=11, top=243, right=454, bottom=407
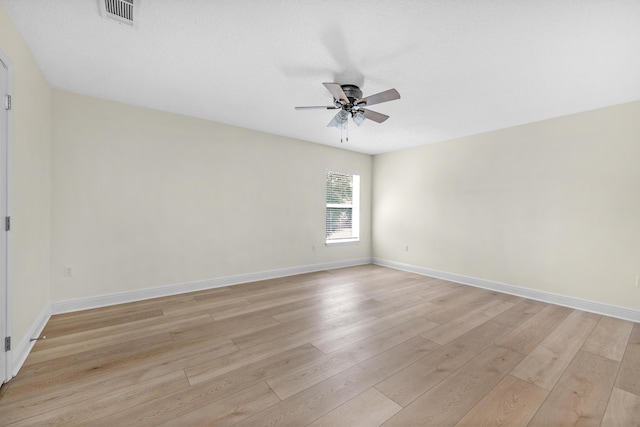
left=209, top=298, right=316, bottom=323
left=41, top=307, right=165, bottom=337
left=267, top=317, right=439, bottom=400
left=489, top=298, right=547, bottom=328
left=242, top=336, right=435, bottom=426
left=601, top=387, right=640, bottom=427
left=454, top=375, right=548, bottom=427
left=311, top=299, right=439, bottom=354
left=209, top=283, right=353, bottom=320
left=242, top=282, right=338, bottom=305
left=46, top=292, right=198, bottom=320
left=42, top=300, right=168, bottom=325
left=6, top=370, right=190, bottom=426
left=0, top=338, right=238, bottom=417
left=0, top=382, right=9, bottom=400
left=361, top=290, right=434, bottom=319
left=160, top=296, right=250, bottom=317
left=419, top=284, right=476, bottom=308
left=422, top=288, right=503, bottom=324
left=29, top=310, right=215, bottom=355
left=98, top=344, right=321, bottom=425
left=307, top=388, right=402, bottom=427
left=25, top=313, right=214, bottom=366
left=8, top=332, right=175, bottom=389
left=184, top=310, right=380, bottom=385
left=496, top=304, right=572, bottom=355
left=527, top=350, right=619, bottom=427
left=381, top=345, right=524, bottom=426
left=185, top=342, right=324, bottom=389
left=272, top=296, right=384, bottom=324
left=231, top=311, right=375, bottom=350
left=375, top=320, right=512, bottom=407
left=421, top=298, right=514, bottom=345
left=510, top=309, right=599, bottom=390
left=582, top=316, right=634, bottom=361
left=6, top=329, right=237, bottom=398
left=168, top=312, right=280, bottom=343
left=615, top=322, right=640, bottom=396
left=144, top=381, right=280, bottom=427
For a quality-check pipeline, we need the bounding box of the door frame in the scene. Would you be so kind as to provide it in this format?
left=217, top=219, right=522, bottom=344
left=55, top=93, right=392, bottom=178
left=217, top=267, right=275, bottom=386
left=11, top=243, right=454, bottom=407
left=0, top=49, right=13, bottom=384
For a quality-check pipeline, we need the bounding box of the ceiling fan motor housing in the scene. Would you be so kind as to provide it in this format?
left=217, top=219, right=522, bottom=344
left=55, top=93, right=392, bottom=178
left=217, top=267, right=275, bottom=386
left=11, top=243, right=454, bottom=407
left=340, top=85, right=363, bottom=104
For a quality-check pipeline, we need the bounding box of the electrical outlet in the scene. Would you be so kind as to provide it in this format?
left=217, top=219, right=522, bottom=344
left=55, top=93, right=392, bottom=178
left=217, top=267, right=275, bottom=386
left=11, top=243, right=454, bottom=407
left=636, top=275, right=639, bottom=287
left=312, top=244, right=316, bottom=252
left=64, top=266, right=73, bottom=277
left=404, top=244, right=409, bottom=252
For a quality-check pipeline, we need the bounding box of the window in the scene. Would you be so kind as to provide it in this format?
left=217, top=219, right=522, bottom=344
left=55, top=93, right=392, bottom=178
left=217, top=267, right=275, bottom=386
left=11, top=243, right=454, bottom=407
left=326, top=170, right=360, bottom=243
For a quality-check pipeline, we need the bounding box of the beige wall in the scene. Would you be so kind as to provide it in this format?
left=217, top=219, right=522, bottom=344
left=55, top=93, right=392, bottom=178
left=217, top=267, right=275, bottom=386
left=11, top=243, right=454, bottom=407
left=0, top=5, right=52, bottom=345
left=373, top=101, right=640, bottom=310
left=51, top=90, right=371, bottom=302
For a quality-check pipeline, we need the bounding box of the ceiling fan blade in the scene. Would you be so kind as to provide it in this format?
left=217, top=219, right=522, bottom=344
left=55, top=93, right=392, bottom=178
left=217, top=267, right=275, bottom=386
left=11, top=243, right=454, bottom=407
left=357, top=88, right=400, bottom=107
left=295, top=106, right=339, bottom=110
left=360, top=108, right=389, bottom=123
left=323, top=82, right=349, bottom=103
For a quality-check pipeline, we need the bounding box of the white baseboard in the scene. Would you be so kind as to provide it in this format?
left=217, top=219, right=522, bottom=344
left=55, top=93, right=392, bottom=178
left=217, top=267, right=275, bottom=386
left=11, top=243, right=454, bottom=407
left=12, top=304, right=51, bottom=377
left=51, top=258, right=372, bottom=315
left=373, top=258, right=640, bottom=323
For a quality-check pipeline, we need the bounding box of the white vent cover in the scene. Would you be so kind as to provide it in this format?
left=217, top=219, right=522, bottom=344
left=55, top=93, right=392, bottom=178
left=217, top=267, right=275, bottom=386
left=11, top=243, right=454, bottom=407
left=99, top=0, right=139, bottom=28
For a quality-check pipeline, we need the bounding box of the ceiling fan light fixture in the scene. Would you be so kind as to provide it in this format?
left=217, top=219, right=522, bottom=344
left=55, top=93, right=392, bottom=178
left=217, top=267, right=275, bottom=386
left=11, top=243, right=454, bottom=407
left=353, top=111, right=366, bottom=126
left=327, top=110, right=349, bottom=129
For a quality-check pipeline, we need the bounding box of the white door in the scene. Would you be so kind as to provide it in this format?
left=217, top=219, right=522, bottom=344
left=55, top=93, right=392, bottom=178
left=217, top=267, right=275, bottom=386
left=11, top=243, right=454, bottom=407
left=0, top=52, right=10, bottom=385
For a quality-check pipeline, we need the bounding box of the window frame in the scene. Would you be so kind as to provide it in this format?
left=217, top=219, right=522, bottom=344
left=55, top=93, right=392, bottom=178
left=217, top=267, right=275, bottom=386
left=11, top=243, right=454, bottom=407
left=325, top=170, right=360, bottom=245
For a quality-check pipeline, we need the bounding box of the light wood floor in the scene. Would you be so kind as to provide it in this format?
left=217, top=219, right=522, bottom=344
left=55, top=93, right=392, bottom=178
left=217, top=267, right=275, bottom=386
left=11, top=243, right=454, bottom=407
left=1, top=265, right=639, bottom=426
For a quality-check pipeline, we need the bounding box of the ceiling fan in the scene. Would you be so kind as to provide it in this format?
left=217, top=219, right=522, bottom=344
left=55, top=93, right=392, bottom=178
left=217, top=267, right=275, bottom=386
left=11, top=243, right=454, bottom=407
left=295, top=83, right=400, bottom=129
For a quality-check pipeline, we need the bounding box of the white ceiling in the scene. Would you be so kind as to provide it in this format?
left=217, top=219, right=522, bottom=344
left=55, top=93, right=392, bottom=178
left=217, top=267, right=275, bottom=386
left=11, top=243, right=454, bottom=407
left=4, top=0, right=640, bottom=154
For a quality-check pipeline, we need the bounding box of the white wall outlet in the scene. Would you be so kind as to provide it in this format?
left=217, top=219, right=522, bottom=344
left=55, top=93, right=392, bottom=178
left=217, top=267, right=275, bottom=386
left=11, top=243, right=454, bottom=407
left=404, top=244, right=409, bottom=252
left=312, top=244, right=316, bottom=252
left=64, top=266, right=73, bottom=277
left=636, top=275, right=639, bottom=287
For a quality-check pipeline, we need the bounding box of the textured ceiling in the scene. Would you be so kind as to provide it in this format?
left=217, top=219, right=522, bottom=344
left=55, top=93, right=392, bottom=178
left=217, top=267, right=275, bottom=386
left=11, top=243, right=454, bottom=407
left=3, top=0, right=640, bottom=154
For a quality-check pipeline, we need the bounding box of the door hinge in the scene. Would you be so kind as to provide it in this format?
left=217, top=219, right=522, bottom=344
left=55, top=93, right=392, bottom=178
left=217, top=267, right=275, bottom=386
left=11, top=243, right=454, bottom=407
left=4, top=337, right=10, bottom=352
left=4, top=94, right=10, bottom=111
left=4, top=216, right=9, bottom=232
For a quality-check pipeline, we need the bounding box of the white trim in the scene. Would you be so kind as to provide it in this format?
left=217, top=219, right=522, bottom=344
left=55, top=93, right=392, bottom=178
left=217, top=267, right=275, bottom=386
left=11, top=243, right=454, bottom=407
left=0, top=49, right=13, bottom=384
left=326, top=171, right=360, bottom=244
left=12, top=304, right=50, bottom=378
left=325, top=239, right=360, bottom=246
left=373, top=258, right=640, bottom=323
left=51, top=258, right=372, bottom=315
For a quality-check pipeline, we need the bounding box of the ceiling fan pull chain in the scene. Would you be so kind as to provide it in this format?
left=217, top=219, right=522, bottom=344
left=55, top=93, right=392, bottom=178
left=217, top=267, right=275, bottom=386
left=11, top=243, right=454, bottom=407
left=346, top=118, right=349, bottom=143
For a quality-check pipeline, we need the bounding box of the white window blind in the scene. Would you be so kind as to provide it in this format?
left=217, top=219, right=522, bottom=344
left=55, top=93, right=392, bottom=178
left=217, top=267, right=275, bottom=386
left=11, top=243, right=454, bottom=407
left=326, top=170, right=360, bottom=243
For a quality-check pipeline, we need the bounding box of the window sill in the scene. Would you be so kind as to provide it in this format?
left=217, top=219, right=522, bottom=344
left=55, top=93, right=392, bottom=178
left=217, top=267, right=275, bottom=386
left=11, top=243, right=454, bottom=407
left=325, top=239, right=360, bottom=246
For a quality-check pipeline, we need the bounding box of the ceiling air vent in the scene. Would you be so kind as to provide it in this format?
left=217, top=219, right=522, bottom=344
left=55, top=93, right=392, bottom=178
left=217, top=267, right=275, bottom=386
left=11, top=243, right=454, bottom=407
left=99, top=0, right=139, bottom=28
